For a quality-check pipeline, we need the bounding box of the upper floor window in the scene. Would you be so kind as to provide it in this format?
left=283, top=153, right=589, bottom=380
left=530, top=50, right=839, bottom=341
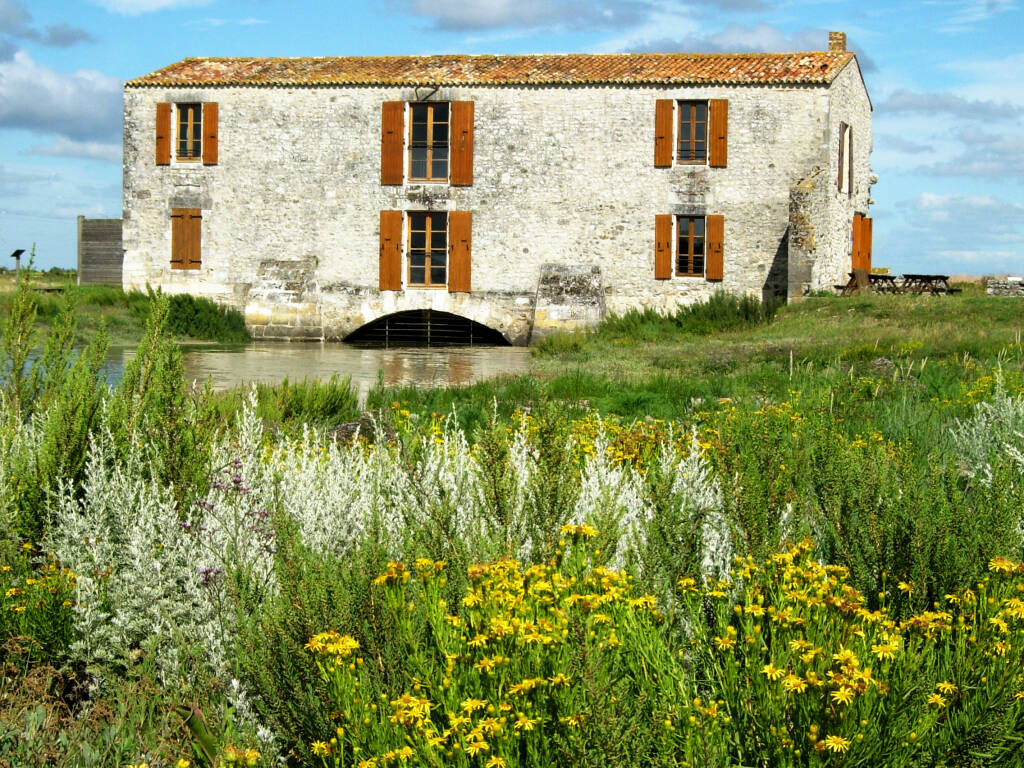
left=156, top=102, right=218, bottom=166
left=176, top=103, right=202, bottom=161
left=409, top=103, right=449, bottom=182
left=837, top=122, right=853, bottom=194
left=381, top=101, right=473, bottom=186
left=654, top=98, right=727, bottom=168
left=677, top=101, right=708, bottom=164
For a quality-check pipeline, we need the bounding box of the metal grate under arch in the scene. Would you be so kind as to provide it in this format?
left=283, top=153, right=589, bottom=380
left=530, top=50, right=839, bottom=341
left=343, top=310, right=510, bottom=348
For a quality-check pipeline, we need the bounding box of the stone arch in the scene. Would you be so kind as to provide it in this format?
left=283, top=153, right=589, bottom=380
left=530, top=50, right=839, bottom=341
left=343, top=309, right=511, bottom=347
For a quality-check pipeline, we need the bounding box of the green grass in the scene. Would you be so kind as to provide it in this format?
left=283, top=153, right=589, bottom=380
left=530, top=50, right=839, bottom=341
left=366, top=289, right=1024, bottom=441
left=0, top=277, right=250, bottom=346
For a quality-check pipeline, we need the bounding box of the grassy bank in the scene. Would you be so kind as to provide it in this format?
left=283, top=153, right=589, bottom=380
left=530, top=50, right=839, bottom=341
left=0, top=269, right=250, bottom=346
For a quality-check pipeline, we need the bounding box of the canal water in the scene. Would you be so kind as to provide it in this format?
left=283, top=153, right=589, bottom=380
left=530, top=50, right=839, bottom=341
left=103, top=342, right=532, bottom=401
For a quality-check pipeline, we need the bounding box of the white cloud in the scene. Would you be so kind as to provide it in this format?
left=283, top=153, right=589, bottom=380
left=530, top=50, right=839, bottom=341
left=877, top=134, right=934, bottom=154
left=0, top=0, right=93, bottom=47
left=915, top=192, right=1024, bottom=223
left=936, top=0, right=1017, bottom=31
left=186, top=16, right=268, bottom=29
left=0, top=0, right=30, bottom=35
left=612, top=22, right=876, bottom=69
left=0, top=51, right=122, bottom=142
left=628, top=23, right=823, bottom=53
left=878, top=89, right=1021, bottom=120
left=921, top=128, right=1024, bottom=180
left=390, top=0, right=659, bottom=31
left=32, top=137, right=121, bottom=163
left=89, top=0, right=212, bottom=15
left=886, top=193, right=1024, bottom=274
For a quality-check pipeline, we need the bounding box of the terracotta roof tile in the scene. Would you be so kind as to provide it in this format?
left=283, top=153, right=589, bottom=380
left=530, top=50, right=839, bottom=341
left=126, top=52, right=854, bottom=88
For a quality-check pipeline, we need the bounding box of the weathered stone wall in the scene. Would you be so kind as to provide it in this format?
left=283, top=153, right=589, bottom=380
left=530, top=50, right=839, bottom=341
left=987, top=277, right=1024, bottom=297
left=122, top=63, right=871, bottom=343
left=819, top=62, right=873, bottom=291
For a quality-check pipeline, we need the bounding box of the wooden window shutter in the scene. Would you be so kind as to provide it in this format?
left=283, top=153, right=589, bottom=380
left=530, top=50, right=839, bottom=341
left=654, top=214, right=672, bottom=279
left=654, top=100, right=673, bottom=167
left=379, top=210, right=403, bottom=290
left=156, top=102, right=171, bottom=165
left=863, top=216, right=872, bottom=272
left=202, top=102, right=218, bottom=165
left=448, top=211, right=472, bottom=292
left=851, top=213, right=864, bottom=271
left=171, top=209, right=201, bottom=270
left=708, top=100, right=728, bottom=168
left=450, top=101, right=474, bottom=186
left=381, top=102, right=405, bottom=185
left=705, top=214, right=724, bottom=280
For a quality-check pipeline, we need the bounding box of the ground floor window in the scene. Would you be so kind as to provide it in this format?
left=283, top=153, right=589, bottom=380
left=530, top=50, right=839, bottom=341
left=170, top=208, right=201, bottom=270
left=407, top=211, right=447, bottom=287
left=677, top=215, right=705, bottom=277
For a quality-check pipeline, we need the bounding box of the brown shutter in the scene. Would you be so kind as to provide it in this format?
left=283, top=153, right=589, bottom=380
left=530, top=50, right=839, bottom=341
left=863, top=216, right=872, bottom=272
left=654, top=100, right=673, bottom=168
left=156, top=102, right=171, bottom=166
left=379, top=210, right=403, bottom=290
left=448, top=210, right=472, bottom=292
left=705, top=214, right=724, bottom=280
left=381, top=102, right=405, bottom=185
left=654, top=214, right=672, bottom=279
left=171, top=209, right=201, bottom=270
left=851, top=213, right=864, bottom=271
left=708, top=99, right=728, bottom=168
left=202, top=102, right=218, bottom=165
left=450, top=101, right=474, bottom=186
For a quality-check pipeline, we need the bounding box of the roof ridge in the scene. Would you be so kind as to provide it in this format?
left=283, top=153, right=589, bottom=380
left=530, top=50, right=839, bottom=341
left=127, top=51, right=854, bottom=88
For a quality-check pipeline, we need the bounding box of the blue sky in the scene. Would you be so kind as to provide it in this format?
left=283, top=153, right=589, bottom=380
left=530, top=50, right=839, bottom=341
left=1, top=0, right=1022, bottom=275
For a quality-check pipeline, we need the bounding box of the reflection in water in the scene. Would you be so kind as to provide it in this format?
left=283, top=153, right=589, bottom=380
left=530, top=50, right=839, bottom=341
left=105, top=342, right=531, bottom=403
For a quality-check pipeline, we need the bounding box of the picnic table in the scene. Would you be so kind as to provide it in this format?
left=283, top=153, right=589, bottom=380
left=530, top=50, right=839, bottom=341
left=839, top=270, right=900, bottom=296
left=838, top=271, right=959, bottom=296
left=900, top=274, right=954, bottom=295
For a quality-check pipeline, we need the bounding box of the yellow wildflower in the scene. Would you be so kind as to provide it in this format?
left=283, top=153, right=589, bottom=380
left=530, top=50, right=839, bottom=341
left=461, top=698, right=488, bottom=714
left=761, top=663, right=785, bottom=681
left=514, top=714, right=540, bottom=732
left=782, top=674, right=808, bottom=694
left=830, top=687, right=855, bottom=706
left=822, top=734, right=851, bottom=753
left=311, top=741, right=331, bottom=757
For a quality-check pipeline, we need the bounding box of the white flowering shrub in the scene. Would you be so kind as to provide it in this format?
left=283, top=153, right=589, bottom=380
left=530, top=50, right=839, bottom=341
left=951, top=379, right=1024, bottom=482
left=45, top=427, right=222, bottom=686
left=573, top=428, right=653, bottom=566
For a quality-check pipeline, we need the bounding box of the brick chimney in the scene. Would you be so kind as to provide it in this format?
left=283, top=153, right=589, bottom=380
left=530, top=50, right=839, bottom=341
left=829, top=31, right=847, bottom=52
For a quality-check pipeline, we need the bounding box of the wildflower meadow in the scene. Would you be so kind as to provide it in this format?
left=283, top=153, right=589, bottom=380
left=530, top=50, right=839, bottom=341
left=1, top=275, right=1023, bottom=767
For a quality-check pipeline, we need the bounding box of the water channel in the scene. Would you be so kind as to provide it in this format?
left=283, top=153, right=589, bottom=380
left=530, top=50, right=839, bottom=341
left=103, top=342, right=532, bottom=402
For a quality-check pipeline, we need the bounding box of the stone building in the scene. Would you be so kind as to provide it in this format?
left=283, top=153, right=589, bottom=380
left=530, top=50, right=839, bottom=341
left=121, top=31, right=872, bottom=344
